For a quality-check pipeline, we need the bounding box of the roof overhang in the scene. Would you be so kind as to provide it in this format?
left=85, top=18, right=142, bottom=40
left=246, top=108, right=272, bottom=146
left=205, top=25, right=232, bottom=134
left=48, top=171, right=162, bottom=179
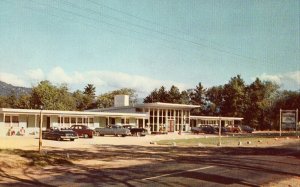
left=190, top=116, right=244, bottom=121
left=135, top=102, right=200, bottom=110
left=0, top=108, right=147, bottom=118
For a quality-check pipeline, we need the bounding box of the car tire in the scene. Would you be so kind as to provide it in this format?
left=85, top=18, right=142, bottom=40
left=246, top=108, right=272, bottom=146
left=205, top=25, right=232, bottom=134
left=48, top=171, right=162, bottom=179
left=122, top=134, right=126, bottom=137
left=70, top=139, right=75, bottom=141
left=57, top=137, right=62, bottom=141
left=99, top=134, right=104, bottom=136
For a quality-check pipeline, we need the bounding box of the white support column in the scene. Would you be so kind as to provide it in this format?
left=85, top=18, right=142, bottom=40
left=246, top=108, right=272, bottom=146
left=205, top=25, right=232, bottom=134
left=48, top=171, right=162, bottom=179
left=181, top=110, right=184, bottom=132
left=166, top=109, right=168, bottom=132
left=157, top=109, right=160, bottom=132
left=188, top=111, right=191, bottom=130
left=152, top=108, right=155, bottom=132
left=174, top=110, right=176, bottom=131
left=34, top=114, right=37, bottom=131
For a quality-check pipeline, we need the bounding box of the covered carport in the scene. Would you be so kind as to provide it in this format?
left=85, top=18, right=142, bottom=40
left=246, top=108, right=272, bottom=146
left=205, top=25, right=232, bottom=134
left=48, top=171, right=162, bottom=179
left=190, top=116, right=244, bottom=128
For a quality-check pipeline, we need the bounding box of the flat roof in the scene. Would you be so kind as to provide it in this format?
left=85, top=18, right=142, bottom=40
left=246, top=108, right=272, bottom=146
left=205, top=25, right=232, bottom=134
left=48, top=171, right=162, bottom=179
left=190, top=116, right=243, bottom=121
left=0, top=108, right=147, bottom=118
left=88, top=102, right=200, bottom=112
left=135, top=102, right=200, bottom=109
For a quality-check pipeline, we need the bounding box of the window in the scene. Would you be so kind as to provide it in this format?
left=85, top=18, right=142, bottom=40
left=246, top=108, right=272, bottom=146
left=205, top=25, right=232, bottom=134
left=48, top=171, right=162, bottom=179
left=77, top=118, right=82, bottom=124
left=64, top=117, right=70, bottom=123
left=4, top=116, right=19, bottom=123
left=71, top=117, right=76, bottom=124
left=89, top=118, right=94, bottom=124
left=5, top=116, right=10, bottom=123
left=12, top=116, right=18, bottom=123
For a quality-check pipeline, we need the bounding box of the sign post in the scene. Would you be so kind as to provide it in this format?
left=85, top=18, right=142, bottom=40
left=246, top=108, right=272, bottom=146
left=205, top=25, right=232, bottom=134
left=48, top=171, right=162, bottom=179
left=296, top=109, right=299, bottom=136
left=280, top=109, right=298, bottom=137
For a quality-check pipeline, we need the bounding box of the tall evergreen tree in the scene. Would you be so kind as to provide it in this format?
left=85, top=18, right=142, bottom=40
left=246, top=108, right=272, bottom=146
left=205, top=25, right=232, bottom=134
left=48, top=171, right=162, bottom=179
left=221, top=75, right=246, bottom=117
left=168, top=85, right=181, bottom=103
left=189, top=82, right=207, bottom=115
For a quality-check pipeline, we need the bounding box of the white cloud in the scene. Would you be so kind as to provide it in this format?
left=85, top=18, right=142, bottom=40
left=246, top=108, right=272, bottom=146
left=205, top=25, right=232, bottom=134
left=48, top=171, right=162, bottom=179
left=4, top=66, right=188, bottom=96
left=0, top=72, right=27, bottom=87
left=25, top=68, right=44, bottom=80
left=286, top=71, right=300, bottom=84
left=256, top=71, right=300, bottom=90
left=257, top=73, right=282, bottom=84
left=47, top=66, right=74, bottom=84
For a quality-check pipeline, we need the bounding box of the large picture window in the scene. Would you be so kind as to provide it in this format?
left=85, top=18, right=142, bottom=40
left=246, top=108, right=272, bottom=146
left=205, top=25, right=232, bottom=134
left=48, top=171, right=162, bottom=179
left=4, top=116, right=19, bottom=123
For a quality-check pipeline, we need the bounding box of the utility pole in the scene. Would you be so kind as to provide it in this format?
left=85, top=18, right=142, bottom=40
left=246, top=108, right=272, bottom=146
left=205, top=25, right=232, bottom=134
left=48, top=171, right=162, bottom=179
left=39, top=106, right=43, bottom=153
left=279, top=109, right=282, bottom=137
left=218, top=117, right=221, bottom=146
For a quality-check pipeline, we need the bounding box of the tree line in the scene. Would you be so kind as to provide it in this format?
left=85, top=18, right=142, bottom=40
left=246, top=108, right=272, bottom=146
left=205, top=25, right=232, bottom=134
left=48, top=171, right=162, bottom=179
left=0, top=80, right=136, bottom=111
left=0, top=75, right=299, bottom=130
left=144, top=75, right=300, bottom=130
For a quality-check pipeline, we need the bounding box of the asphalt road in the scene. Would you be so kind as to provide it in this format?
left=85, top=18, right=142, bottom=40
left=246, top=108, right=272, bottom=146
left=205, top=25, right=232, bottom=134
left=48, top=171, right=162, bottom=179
left=98, top=150, right=300, bottom=187
left=1, top=143, right=299, bottom=186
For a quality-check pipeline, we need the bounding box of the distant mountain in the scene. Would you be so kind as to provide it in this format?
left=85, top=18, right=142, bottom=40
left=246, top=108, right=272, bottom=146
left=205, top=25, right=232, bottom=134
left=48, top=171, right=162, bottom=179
left=0, top=81, right=31, bottom=96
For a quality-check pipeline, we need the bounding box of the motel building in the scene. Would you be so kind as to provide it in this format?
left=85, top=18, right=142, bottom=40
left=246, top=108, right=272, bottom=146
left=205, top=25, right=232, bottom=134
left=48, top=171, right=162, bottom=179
left=0, top=95, right=243, bottom=136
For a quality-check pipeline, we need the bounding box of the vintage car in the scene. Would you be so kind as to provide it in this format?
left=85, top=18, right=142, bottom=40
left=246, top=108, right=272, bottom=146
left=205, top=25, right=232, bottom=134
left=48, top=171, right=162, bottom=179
left=240, top=125, right=254, bottom=133
left=94, top=125, right=131, bottom=137
left=42, top=129, right=78, bottom=141
left=226, top=125, right=241, bottom=133
left=123, top=125, right=148, bottom=136
left=70, top=125, right=94, bottom=138
left=191, top=125, right=215, bottom=134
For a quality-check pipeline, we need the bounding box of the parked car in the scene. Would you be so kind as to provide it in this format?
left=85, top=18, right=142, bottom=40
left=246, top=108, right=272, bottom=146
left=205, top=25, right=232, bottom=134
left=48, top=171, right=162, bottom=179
left=240, top=125, right=254, bottom=133
left=42, top=129, right=78, bottom=141
left=123, top=125, right=148, bottom=136
left=214, top=126, right=227, bottom=134
left=94, top=125, right=131, bottom=137
left=191, top=125, right=215, bottom=134
left=70, top=125, right=94, bottom=138
left=226, top=125, right=241, bottom=133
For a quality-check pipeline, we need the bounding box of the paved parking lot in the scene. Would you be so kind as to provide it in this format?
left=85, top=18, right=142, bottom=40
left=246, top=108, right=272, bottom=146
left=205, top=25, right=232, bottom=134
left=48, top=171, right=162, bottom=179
left=0, top=133, right=214, bottom=150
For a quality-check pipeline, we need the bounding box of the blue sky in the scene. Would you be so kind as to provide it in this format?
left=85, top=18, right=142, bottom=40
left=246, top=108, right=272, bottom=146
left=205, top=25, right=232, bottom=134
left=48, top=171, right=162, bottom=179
left=0, top=0, right=299, bottom=96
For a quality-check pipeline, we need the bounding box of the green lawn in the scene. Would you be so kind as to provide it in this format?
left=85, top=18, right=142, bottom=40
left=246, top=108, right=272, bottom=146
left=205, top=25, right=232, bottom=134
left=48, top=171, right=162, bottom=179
left=157, top=133, right=299, bottom=146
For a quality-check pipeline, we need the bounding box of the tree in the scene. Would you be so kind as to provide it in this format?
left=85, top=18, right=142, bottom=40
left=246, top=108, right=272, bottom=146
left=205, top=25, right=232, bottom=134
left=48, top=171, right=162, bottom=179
left=168, top=85, right=181, bottom=103
left=179, top=90, right=191, bottom=104
left=243, top=78, right=280, bottom=130
left=0, top=96, right=10, bottom=108
left=30, top=81, right=75, bottom=110
left=82, top=84, right=97, bottom=110
left=268, top=90, right=300, bottom=130
left=16, top=94, right=31, bottom=109
left=206, top=85, right=224, bottom=115
left=144, top=86, right=169, bottom=103
left=83, top=84, right=96, bottom=97
left=221, top=75, right=246, bottom=117
left=190, top=82, right=207, bottom=115
left=5, top=91, right=18, bottom=108
left=144, top=89, right=159, bottom=103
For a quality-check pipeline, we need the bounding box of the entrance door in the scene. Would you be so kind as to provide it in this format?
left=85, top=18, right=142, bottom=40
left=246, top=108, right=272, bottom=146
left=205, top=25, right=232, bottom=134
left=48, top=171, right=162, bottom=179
left=168, top=120, right=174, bottom=132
